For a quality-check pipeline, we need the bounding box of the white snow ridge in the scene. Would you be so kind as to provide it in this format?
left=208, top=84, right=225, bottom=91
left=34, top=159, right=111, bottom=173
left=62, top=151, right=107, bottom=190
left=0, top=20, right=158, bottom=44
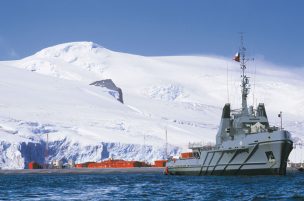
left=0, top=41, right=303, bottom=168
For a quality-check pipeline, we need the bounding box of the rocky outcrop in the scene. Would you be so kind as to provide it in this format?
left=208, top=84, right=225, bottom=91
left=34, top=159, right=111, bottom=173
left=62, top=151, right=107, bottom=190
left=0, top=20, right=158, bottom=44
left=90, top=79, right=124, bottom=103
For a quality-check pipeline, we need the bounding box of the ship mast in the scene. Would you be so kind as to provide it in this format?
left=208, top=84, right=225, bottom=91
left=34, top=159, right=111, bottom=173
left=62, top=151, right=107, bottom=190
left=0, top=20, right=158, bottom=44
left=239, top=34, right=250, bottom=115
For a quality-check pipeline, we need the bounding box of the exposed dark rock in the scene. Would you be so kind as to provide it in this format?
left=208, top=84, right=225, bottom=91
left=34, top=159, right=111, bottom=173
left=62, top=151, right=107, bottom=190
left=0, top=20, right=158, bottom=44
left=90, top=79, right=124, bottom=103
left=20, top=142, right=45, bottom=167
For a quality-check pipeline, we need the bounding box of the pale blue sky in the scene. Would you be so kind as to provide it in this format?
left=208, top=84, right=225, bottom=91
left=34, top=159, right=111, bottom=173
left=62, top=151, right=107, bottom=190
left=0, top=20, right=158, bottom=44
left=0, top=0, right=303, bottom=67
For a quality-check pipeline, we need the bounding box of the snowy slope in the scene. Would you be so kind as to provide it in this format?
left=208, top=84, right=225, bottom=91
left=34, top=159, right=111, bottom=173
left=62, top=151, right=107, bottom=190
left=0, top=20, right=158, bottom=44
left=0, top=41, right=303, bottom=168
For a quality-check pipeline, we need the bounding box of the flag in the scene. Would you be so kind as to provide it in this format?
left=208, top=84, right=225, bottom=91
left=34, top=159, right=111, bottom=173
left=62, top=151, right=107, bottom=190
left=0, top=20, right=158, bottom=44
left=233, top=52, right=240, bottom=62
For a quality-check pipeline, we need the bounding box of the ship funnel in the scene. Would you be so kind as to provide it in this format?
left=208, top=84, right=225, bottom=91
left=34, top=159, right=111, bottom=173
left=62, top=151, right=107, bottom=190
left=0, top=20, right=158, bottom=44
left=222, top=103, right=231, bottom=119
left=257, top=103, right=267, bottom=118
left=216, top=103, right=231, bottom=145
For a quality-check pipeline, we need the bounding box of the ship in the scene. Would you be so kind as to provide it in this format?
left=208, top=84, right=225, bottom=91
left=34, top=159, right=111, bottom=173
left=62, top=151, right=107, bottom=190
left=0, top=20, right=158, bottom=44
left=165, top=37, right=293, bottom=176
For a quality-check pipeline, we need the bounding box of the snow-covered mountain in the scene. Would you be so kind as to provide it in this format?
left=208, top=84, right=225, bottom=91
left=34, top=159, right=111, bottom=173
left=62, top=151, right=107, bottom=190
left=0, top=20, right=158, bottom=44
left=0, top=41, right=303, bottom=169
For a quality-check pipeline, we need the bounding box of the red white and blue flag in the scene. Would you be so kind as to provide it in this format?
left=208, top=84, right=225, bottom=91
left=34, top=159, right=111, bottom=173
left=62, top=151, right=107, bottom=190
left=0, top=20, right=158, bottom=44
left=233, top=52, right=240, bottom=62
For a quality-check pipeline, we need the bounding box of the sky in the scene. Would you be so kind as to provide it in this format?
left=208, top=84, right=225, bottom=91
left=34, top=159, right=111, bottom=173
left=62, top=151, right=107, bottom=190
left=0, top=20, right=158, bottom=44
left=0, top=0, right=304, bottom=67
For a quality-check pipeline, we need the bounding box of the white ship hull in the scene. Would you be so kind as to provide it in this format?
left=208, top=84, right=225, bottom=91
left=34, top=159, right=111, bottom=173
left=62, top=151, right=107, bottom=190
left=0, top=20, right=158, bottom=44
left=166, top=132, right=293, bottom=176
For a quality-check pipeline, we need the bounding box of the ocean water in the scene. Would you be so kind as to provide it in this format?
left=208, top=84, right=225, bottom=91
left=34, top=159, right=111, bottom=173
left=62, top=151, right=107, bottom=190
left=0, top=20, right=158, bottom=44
left=0, top=171, right=304, bottom=201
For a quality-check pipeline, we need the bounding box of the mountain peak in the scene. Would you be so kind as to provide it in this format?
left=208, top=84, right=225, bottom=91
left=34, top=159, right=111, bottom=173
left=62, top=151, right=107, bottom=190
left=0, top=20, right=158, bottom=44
left=34, top=41, right=108, bottom=59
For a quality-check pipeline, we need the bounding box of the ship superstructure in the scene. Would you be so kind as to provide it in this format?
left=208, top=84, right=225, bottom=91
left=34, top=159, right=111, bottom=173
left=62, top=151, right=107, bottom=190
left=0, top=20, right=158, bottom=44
left=165, top=37, right=293, bottom=176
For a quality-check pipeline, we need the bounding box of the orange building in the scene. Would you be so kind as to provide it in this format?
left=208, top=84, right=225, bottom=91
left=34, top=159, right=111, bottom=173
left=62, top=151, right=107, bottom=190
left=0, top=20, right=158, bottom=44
left=76, top=159, right=150, bottom=168
left=153, top=160, right=167, bottom=167
left=28, top=161, right=43, bottom=169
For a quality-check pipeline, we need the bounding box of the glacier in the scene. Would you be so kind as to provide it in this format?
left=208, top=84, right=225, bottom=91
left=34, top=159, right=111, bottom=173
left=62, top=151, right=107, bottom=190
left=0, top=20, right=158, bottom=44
left=0, top=41, right=303, bottom=169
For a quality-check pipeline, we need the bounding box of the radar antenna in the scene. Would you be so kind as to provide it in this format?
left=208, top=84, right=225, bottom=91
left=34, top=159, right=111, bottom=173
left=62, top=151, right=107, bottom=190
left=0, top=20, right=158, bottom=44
left=239, top=33, right=251, bottom=114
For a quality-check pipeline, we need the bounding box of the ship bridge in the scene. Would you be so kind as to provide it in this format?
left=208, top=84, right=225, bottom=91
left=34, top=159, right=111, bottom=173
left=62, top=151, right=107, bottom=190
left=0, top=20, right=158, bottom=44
left=231, top=103, right=273, bottom=135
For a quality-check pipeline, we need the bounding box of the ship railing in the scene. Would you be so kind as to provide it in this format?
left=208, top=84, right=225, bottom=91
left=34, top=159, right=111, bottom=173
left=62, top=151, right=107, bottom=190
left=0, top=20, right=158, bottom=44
left=188, top=142, right=203, bottom=149
left=188, top=142, right=215, bottom=150
left=201, top=145, right=215, bottom=151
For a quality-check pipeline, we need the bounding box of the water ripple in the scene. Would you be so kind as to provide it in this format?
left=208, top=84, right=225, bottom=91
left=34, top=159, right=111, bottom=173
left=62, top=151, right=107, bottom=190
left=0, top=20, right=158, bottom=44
left=0, top=172, right=304, bottom=200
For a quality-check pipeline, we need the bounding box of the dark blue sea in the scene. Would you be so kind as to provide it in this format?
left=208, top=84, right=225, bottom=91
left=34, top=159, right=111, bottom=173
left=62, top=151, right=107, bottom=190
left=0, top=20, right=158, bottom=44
left=1, top=171, right=304, bottom=201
